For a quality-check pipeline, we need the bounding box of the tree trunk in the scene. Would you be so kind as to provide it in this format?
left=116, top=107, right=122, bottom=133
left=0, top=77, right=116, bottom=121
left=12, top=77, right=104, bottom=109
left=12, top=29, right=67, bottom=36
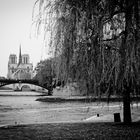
left=122, top=0, right=133, bottom=124
left=86, top=82, right=89, bottom=96
left=123, top=88, right=132, bottom=123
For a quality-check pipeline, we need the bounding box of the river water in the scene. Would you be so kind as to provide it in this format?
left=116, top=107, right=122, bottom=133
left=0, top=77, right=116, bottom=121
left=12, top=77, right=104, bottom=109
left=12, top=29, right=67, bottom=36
left=0, top=90, right=126, bottom=126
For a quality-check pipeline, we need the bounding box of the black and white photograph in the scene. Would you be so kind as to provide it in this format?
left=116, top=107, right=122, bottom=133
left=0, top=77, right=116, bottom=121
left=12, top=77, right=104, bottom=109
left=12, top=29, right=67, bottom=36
left=0, top=0, right=140, bottom=139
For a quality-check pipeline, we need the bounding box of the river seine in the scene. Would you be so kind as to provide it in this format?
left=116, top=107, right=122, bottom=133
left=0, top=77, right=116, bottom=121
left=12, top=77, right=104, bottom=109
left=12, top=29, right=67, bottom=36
left=0, top=90, right=101, bottom=126
left=0, top=90, right=132, bottom=127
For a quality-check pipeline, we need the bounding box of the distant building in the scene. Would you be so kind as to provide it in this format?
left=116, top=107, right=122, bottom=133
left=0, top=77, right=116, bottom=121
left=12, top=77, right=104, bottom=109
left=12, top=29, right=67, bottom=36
left=7, top=46, right=33, bottom=79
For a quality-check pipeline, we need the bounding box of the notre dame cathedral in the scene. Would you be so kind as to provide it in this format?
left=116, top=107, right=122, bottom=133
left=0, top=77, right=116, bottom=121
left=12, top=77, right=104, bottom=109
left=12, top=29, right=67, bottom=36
left=7, top=46, right=33, bottom=80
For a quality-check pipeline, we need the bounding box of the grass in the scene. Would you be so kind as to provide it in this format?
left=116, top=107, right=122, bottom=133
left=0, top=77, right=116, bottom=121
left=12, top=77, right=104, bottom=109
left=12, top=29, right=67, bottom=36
left=0, top=122, right=140, bottom=140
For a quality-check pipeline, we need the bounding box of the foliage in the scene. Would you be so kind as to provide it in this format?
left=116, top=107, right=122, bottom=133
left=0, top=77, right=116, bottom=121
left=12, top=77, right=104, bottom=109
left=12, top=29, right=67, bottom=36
left=34, top=0, right=140, bottom=96
left=34, top=58, right=55, bottom=88
left=34, top=0, right=140, bottom=123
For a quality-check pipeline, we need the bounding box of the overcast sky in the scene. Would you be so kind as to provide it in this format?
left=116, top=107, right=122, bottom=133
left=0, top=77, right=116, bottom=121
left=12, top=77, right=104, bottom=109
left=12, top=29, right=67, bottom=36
left=0, top=0, right=50, bottom=77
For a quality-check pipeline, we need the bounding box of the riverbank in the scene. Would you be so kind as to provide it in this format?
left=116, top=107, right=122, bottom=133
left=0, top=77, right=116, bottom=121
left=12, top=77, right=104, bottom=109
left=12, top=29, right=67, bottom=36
left=0, top=122, right=140, bottom=140
left=0, top=92, right=140, bottom=139
left=0, top=96, right=140, bottom=139
left=36, top=95, right=140, bottom=102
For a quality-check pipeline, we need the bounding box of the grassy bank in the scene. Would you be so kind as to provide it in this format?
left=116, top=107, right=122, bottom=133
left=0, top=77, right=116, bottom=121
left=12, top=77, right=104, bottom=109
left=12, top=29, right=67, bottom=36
left=0, top=122, right=140, bottom=140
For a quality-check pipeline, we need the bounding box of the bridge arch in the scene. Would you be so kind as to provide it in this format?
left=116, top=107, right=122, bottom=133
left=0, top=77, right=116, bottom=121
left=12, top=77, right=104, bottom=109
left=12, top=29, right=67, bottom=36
left=21, top=85, right=31, bottom=91
left=0, top=79, right=52, bottom=94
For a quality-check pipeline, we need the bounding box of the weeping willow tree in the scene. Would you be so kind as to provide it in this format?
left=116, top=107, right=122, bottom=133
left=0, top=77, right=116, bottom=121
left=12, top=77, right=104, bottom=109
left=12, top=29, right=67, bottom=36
left=34, top=0, right=140, bottom=123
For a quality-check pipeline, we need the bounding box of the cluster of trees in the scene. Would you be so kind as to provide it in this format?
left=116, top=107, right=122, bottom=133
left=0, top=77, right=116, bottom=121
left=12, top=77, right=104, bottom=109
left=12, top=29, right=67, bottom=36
left=34, top=58, right=64, bottom=94
left=34, top=0, right=140, bottom=123
left=33, top=58, right=55, bottom=94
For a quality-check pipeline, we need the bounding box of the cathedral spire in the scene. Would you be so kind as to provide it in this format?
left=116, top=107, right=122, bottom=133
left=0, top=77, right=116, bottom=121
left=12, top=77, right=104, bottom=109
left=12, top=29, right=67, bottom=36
left=18, top=45, right=22, bottom=66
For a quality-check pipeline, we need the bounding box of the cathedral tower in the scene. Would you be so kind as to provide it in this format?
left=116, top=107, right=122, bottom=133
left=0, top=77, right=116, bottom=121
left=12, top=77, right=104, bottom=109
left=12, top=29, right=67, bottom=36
left=7, top=45, right=33, bottom=79
left=18, top=45, right=22, bottom=66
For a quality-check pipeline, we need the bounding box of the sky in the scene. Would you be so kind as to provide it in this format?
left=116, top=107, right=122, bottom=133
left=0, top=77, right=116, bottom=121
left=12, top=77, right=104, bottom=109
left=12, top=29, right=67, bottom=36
left=0, top=0, right=50, bottom=77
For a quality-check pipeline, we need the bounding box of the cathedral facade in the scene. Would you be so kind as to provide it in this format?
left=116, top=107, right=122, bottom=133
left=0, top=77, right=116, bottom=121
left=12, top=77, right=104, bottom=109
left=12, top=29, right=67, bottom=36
left=7, top=47, right=33, bottom=80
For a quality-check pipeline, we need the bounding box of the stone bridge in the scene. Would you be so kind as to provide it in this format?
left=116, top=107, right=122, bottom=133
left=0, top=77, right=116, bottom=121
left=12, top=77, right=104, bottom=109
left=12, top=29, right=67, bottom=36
left=0, top=79, right=52, bottom=94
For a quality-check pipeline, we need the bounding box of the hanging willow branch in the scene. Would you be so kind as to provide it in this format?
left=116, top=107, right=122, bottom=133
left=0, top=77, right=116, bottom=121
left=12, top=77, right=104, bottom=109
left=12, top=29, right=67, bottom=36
left=34, top=0, right=140, bottom=98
